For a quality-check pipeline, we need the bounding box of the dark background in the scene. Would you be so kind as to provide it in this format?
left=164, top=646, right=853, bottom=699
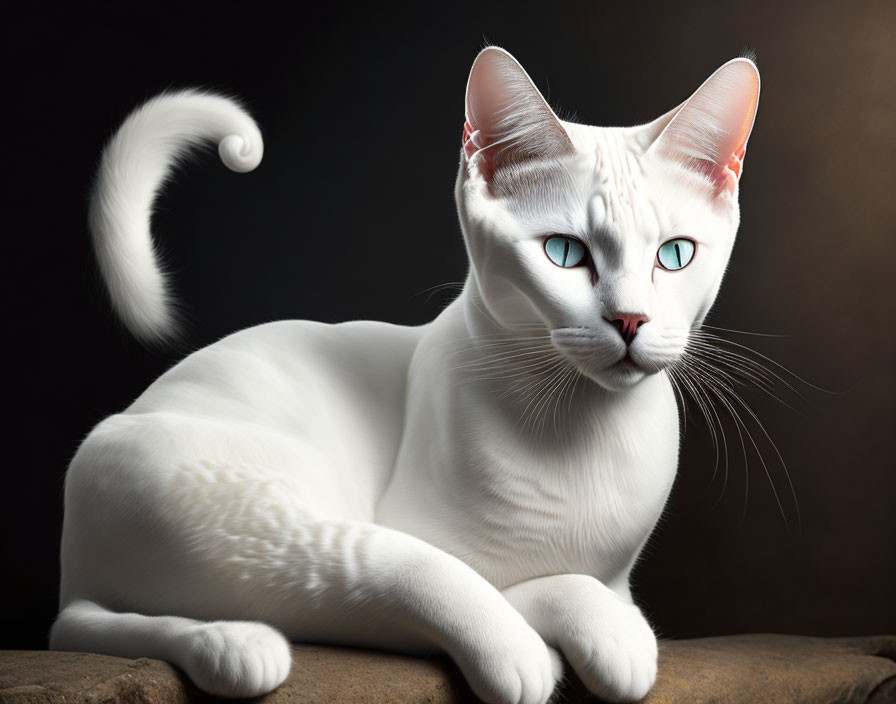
left=3, top=0, right=894, bottom=650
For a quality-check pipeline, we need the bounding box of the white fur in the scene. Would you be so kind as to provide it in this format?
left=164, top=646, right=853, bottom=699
left=52, top=48, right=759, bottom=704
left=89, top=90, right=262, bottom=342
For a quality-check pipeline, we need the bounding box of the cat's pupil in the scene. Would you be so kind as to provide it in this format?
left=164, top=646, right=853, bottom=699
left=545, top=236, right=586, bottom=268
left=657, top=238, right=695, bottom=271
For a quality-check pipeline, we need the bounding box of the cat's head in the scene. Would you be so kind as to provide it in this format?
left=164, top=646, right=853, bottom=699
left=456, top=47, right=759, bottom=392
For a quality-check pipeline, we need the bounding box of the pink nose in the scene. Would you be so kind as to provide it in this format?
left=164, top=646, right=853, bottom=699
left=607, top=313, right=649, bottom=346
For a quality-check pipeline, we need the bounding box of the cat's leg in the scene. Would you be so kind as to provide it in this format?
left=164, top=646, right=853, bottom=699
left=61, top=519, right=561, bottom=704
left=50, top=600, right=292, bottom=698
left=60, top=414, right=560, bottom=704
left=210, top=519, right=563, bottom=704
left=502, top=574, right=657, bottom=703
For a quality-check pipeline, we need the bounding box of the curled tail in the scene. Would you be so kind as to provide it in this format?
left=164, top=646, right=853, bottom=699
left=89, top=90, right=263, bottom=344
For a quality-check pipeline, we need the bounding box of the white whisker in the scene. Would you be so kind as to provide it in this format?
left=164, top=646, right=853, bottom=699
left=684, top=354, right=795, bottom=531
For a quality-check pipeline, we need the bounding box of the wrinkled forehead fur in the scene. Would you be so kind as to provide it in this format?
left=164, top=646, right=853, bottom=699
left=455, top=47, right=760, bottom=391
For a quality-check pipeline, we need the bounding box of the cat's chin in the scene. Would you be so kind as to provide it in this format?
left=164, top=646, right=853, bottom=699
left=587, top=357, right=651, bottom=391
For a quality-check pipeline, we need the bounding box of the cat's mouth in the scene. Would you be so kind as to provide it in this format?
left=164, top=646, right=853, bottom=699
left=606, top=351, right=649, bottom=378
left=550, top=327, right=653, bottom=390
left=614, top=353, right=641, bottom=370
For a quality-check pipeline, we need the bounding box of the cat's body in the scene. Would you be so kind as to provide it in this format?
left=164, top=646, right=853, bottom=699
left=52, top=48, right=760, bottom=704
left=379, top=298, right=679, bottom=591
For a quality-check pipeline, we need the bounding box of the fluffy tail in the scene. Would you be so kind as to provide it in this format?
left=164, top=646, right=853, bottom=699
left=89, top=90, right=263, bottom=344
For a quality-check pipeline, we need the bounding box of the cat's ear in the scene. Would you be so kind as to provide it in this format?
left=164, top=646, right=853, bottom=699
left=648, top=58, right=760, bottom=197
left=463, top=47, right=575, bottom=183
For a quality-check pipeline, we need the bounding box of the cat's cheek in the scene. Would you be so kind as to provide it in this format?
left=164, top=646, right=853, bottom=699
left=653, top=261, right=719, bottom=328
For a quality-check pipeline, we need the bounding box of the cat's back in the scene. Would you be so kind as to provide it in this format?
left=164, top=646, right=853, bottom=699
left=128, top=319, right=423, bottom=427
left=67, top=319, right=424, bottom=531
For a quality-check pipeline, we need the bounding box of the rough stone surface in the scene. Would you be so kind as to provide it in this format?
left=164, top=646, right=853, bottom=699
left=0, top=634, right=894, bottom=703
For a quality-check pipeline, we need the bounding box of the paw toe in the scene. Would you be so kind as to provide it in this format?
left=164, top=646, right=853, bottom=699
left=182, top=621, right=291, bottom=698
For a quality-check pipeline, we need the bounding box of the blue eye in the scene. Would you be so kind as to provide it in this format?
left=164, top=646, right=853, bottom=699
left=544, top=236, right=586, bottom=268
left=657, top=238, right=696, bottom=271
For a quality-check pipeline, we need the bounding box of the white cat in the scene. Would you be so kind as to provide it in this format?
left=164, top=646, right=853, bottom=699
left=50, top=47, right=760, bottom=704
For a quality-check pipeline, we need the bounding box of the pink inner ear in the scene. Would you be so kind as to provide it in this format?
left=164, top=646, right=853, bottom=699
left=653, top=59, right=760, bottom=198
left=728, top=143, right=746, bottom=178
left=720, top=98, right=756, bottom=193
left=720, top=73, right=759, bottom=194
left=721, top=143, right=747, bottom=195
left=461, top=48, right=575, bottom=186
left=462, top=120, right=474, bottom=160
left=462, top=118, right=494, bottom=181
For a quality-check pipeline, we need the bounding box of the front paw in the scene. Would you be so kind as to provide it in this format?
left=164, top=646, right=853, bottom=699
left=556, top=579, right=658, bottom=702
left=451, top=615, right=562, bottom=704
